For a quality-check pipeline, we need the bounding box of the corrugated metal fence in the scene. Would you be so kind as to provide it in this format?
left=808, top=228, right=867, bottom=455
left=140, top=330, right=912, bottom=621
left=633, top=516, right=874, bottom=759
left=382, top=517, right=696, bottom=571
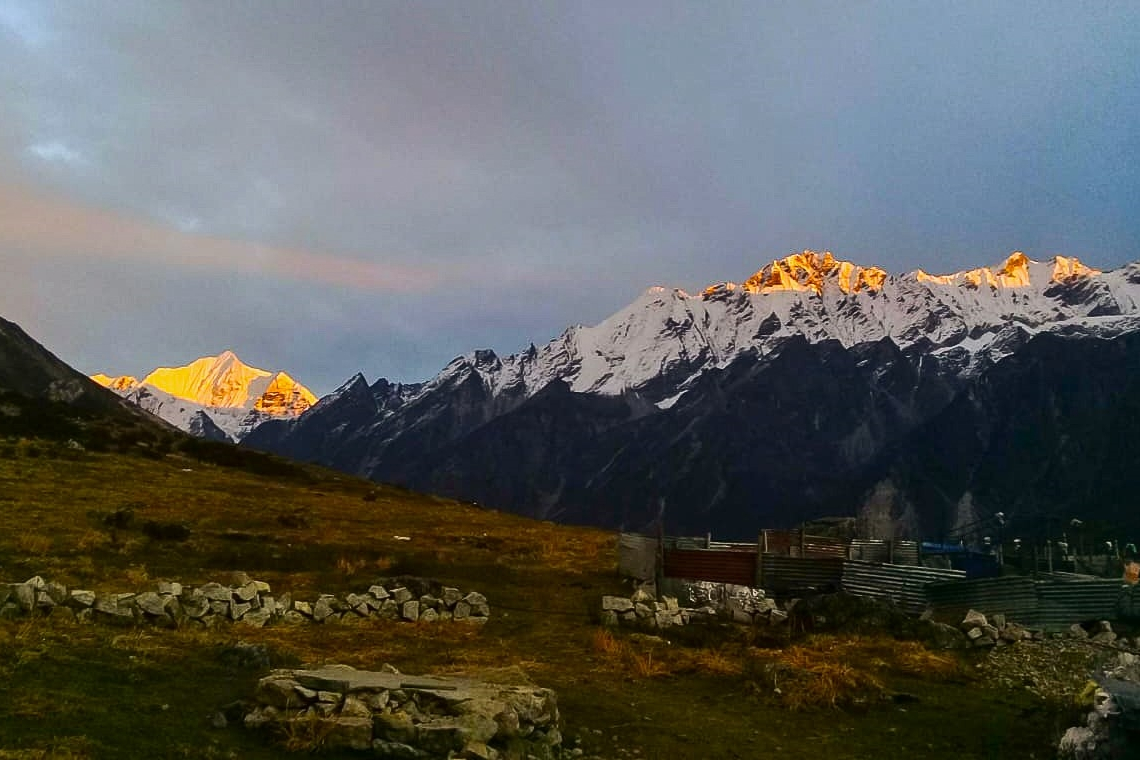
left=619, top=531, right=1133, bottom=627
left=662, top=548, right=758, bottom=587
left=849, top=539, right=921, bottom=566
left=926, top=575, right=1128, bottom=631
left=759, top=555, right=845, bottom=593
left=840, top=561, right=965, bottom=613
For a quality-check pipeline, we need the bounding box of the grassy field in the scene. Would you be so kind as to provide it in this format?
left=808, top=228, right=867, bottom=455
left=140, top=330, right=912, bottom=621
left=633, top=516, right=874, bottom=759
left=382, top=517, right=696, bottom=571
left=0, top=440, right=1075, bottom=759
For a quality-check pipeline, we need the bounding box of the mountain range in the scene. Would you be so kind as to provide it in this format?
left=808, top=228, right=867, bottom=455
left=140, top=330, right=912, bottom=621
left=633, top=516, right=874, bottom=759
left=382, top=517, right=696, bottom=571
left=92, top=352, right=316, bottom=442
left=10, top=249, right=1139, bottom=541
left=235, top=250, right=1140, bottom=541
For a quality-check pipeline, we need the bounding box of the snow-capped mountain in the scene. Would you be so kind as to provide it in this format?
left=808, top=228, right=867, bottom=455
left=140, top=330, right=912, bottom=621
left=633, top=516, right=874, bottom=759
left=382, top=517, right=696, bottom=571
left=408, top=250, right=1139, bottom=406
left=93, top=351, right=316, bottom=442
left=244, top=250, right=1140, bottom=539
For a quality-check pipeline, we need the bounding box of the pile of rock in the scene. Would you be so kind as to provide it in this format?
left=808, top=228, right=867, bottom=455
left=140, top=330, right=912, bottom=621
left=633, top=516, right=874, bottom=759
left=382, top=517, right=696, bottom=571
left=1058, top=652, right=1140, bottom=759
left=245, top=664, right=561, bottom=759
left=0, top=575, right=490, bottom=629
left=957, top=609, right=1035, bottom=647
left=600, top=587, right=788, bottom=629
left=955, top=609, right=1132, bottom=649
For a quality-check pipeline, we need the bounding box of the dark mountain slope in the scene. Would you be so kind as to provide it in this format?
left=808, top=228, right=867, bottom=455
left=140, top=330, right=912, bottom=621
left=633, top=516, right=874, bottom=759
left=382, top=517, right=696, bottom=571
left=865, top=332, right=1140, bottom=542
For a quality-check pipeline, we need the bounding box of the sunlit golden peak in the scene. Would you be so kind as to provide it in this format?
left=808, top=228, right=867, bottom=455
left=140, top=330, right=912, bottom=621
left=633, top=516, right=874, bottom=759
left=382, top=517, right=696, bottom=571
left=915, top=253, right=1100, bottom=289
left=1052, top=255, right=1099, bottom=281
left=737, top=250, right=886, bottom=295
left=90, top=373, right=139, bottom=392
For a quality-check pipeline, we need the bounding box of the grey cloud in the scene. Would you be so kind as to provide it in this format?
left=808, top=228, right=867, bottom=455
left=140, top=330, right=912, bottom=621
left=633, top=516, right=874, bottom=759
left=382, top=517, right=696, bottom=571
left=2, top=1, right=1139, bottom=389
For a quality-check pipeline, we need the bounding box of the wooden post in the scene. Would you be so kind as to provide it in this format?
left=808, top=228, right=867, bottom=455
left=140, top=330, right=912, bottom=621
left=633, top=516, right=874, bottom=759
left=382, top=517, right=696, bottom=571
left=799, top=529, right=806, bottom=558
left=888, top=539, right=895, bottom=565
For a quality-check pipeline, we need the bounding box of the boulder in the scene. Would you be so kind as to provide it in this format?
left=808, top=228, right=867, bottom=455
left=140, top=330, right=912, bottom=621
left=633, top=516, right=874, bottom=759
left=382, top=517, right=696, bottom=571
left=14, top=583, right=35, bottom=612
left=69, top=589, right=96, bottom=608
left=402, top=601, right=420, bottom=622
left=181, top=593, right=210, bottom=619
left=601, top=596, right=634, bottom=613
left=135, top=592, right=168, bottom=617
left=631, top=588, right=654, bottom=604
left=376, top=710, right=418, bottom=744
left=325, top=717, right=373, bottom=751
left=240, top=609, right=272, bottom=628
left=234, top=582, right=259, bottom=602
left=198, top=583, right=232, bottom=602
left=961, top=609, right=988, bottom=630
left=255, top=675, right=301, bottom=710
left=157, top=581, right=182, bottom=596
left=312, top=598, right=334, bottom=622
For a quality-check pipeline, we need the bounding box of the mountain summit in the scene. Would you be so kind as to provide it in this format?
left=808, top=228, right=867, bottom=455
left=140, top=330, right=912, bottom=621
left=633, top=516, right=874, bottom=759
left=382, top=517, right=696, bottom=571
left=93, top=351, right=316, bottom=441
left=244, top=250, right=1140, bottom=538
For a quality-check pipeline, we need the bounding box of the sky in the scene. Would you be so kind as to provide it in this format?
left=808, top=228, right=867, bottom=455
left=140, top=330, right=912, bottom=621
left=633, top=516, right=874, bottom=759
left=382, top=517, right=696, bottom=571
left=1, top=1, right=1138, bottom=394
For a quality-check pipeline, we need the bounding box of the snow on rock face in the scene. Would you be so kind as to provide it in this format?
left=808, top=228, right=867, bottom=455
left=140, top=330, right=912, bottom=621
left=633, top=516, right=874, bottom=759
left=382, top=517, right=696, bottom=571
left=91, top=351, right=316, bottom=441
left=90, top=373, right=140, bottom=392
left=409, top=250, right=1139, bottom=406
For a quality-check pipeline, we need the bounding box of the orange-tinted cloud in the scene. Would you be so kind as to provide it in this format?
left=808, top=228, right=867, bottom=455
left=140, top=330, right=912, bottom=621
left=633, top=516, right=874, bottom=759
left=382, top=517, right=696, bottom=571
left=0, top=182, right=439, bottom=293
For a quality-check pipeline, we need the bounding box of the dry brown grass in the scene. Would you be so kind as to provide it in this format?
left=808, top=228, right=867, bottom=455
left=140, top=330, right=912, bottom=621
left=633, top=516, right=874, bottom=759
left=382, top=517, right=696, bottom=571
left=15, top=534, right=53, bottom=556
left=75, top=530, right=110, bottom=552
left=278, top=714, right=337, bottom=753
left=0, top=447, right=1065, bottom=760
left=121, top=564, right=149, bottom=586
left=334, top=556, right=369, bottom=576
left=591, top=628, right=623, bottom=657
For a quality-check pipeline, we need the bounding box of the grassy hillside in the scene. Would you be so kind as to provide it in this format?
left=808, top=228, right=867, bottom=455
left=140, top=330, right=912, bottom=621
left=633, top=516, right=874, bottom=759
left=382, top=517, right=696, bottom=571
left=0, top=439, right=1075, bottom=759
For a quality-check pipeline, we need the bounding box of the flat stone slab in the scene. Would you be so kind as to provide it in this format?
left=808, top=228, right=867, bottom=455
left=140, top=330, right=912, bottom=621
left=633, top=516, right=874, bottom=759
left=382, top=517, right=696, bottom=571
left=250, top=665, right=560, bottom=757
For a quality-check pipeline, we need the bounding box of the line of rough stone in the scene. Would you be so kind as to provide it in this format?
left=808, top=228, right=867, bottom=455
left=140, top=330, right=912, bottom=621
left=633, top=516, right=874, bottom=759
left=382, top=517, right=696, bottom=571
left=600, top=586, right=789, bottom=629
left=0, top=575, right=490, bottom=629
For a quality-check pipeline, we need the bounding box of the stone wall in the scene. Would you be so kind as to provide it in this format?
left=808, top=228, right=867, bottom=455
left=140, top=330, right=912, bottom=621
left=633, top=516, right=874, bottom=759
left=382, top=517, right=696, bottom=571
left=0, top=575, right=490, bottom=628
left=600, top=584, right=789, bottom=630
left=246, top=664, right=560, bottom=759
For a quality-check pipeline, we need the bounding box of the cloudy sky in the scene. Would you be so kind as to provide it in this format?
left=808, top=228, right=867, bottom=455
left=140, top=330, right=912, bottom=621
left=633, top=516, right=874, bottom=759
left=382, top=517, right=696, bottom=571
left=2, top=1, right=1138, bottom=393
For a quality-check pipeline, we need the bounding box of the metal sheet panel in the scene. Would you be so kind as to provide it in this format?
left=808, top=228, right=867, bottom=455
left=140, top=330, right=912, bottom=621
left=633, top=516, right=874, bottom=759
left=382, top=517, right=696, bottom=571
left=927, top=576, right=1127, bottom=631
left=841, top=561, right=965, bottom=614
left=801, top=535, right=848, bottom=559
left=849, top=540, right=921, bottom=566
left=759, top=555, right=845, bottom=594
left=618, top=533, right=658, bottom=581
left=1036, top=579, right=1126, bottom=631
left=663, top=548, right=758, bottom=587
left=925, top=576, right=1040, bottom=625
